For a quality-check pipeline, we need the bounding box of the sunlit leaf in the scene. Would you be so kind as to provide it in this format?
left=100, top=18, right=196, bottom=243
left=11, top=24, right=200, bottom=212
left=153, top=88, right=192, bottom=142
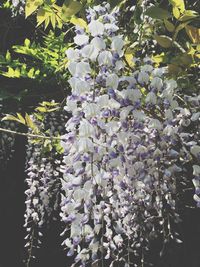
left=37, top=8, right=46, bottom=26
left=2, top=114, right=25, bottom=124
left=25, top=0, right=43, bottom=18
left=17, top=113, right=26, bottom=124
left=70, top=17, right=87, bottom=30
left=62, top=0, right=82, bottom=18
left=25, top=113, right=39, bottom=132
left=179, top=10, right=199, bottom=21
left=24, top=38, right=31, bottom=47
left=173, top=7, right=180, bottom=19
left=152, top=53, right=165, bottom=66
left=169, top=0, right=185, bottom=13
left=124, top=48, right=134, bottom=67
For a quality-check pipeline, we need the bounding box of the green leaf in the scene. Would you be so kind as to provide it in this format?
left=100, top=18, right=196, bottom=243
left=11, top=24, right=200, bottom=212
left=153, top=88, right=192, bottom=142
left=35, top=106, right=47, bottom=112
left=70, top=17, right=87, bottom=29
left=24, top=38, right=31, bottom=47
left=17, top=113, right=26, bottom=124
left=164, top=19, right=175, bottom=32
left=169, top=0, right=185, bottom=13
left=179, top=10, right=199, bottom=21
left=154, top=35, right=172, bottom=48
left=145, top=6, right=171, bottom=20
left=25, top=113, right=39, bottom=132
left=5, top=51, right=11, bottom=62
left=37, top=7, right=46, bottom=26
left=2, top=114, right=25, bottom=124
left=133, top=5, right=142, bottom=25
left=62, top=0, right=82, bottom=18
left=173, top=6, right=181, bottom=19
left=25, top=0, right=43, bottom=18
left=152, top=52, right=166, bottom=65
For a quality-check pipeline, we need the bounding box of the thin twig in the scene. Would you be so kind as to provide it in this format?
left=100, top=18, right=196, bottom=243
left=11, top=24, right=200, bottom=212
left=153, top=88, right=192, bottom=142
left=0, top=127, right=64, bottom=141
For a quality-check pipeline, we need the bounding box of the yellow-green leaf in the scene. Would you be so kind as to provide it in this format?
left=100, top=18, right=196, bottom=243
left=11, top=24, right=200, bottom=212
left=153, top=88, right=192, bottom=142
left=50, top=13, right=56, bottom=29
left=17, top=113, right=26, bottom=124
left=70, top=17, right=87, bottom=29
left=62, top=0, right=82, bottom=18
left=124, top=48, right=134, bottom=67
left=37, top=7, right=46, bottom=26
left=169, top=0, right=185, bottom=13
left=173, top=6, right=180, bottom=19
left=164, top=19, right=175, bottom=32
left=25, top=113, right=38, bottom=132
left=185, top=25, right=200, bottom=44
left=179, top=10, right=199, bottom=22
left=25, top=0, right=43, bottom=18
left=1, top=114, right=25, bottom=124
left=152, top=53, right=165, bottom=66
left=154, top=35, right=172, bottom=48
left=5, top=51, right=11, bottom=62
left=35, top=107, right=47, bottom=112
left=24, top=38, right=30, bottom=47
left=145, top=6, right=171, bottom=20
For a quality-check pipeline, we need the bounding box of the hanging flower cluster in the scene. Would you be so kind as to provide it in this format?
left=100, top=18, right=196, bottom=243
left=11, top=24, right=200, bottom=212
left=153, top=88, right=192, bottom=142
left=0, top=101, right=18, bottom=169
left=10, top=0, right=25, bottom=16
left=24, top=110, right=66, bottom=262
left=61, top=3, right=200, bottom=266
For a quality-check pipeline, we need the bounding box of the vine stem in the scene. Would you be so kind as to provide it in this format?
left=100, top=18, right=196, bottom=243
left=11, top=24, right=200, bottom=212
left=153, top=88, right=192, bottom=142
left=0, top=127, right=64, bottom=140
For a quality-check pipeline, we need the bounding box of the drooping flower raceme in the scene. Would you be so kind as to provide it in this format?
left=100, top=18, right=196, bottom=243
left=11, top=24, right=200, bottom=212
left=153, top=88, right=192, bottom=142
left=61, top=3, right=200, bottom=266
left=24, top=110, right=66, bottom=262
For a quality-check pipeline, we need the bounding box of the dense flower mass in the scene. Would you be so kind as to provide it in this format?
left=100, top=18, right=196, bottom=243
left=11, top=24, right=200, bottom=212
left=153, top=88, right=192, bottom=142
left=61, top=3, right=200, bottom=266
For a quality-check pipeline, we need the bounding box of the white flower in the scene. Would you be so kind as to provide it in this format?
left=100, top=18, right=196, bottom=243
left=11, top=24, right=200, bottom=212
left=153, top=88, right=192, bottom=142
left=76, top=248, right=90, bottom=262
left=132, top=110, right=146, bottom=121
left=81, top=44, right=99, bottom=61
left=79, top=119, right=95, bottom=138
left=152, top=67, right=166, bottom=77
left=151, top=77, right=163, bottom=91
left=98, top=51, right=113, bottom=66
left=74, top=34, right=89, bottom=46
left=149, top=119, right=162, bottom=130
left=68, top=62, right=91, bottom=77
left=104, top=23, right=119, bottom=32
left=193, top=165, right=200, bottom=176
left=191, top=145, right=200, bottom=158
left=165, top=79, right=177, bottom=90
left=138, top=71, right=149, bottom=84
left=91, top=37, right=106, bottom=50
left=141, top=64, right=153, bottom=73
left=106, top=73, right=119, bottom=89
left=111, top=36, right=124, bottom=52
left=191, top=112, right=200, bottom=121
left=68, top=77, right=91, bottom=94
left=78, top=137, right=94, bottom=153
left=88, top=20, right=104, bottom=36
left=146, top=92, right=157, bottom=105
left=83, top=103, right=99, bottom=118
left=66, top=48, right=80, bottom=61
left=106, top=121, right=120, bottom=135
left=113, top=234, right=123, bottom=246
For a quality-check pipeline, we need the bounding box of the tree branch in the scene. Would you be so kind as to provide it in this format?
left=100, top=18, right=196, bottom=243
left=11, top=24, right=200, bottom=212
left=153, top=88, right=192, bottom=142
left=0, top=127, right=64, bottom=141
